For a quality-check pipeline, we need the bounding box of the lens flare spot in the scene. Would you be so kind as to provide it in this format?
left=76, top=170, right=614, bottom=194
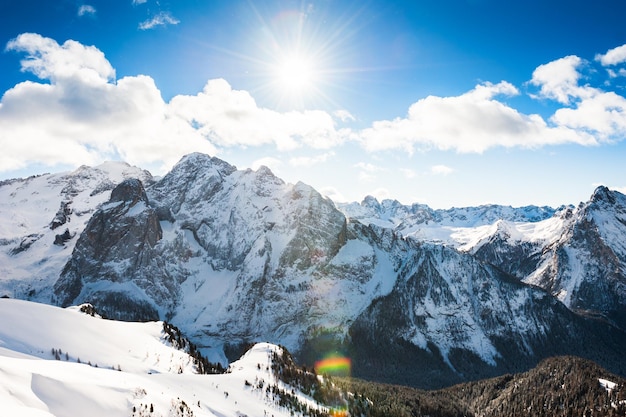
left=314, top=355, right=351, bottom=377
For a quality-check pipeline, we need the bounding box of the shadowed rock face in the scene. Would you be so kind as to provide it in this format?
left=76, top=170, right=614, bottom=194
left=53, top=178, right=163, bottom=321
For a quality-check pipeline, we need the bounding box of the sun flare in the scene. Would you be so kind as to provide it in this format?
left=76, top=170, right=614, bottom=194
left=246, top=5, right=353, bottom=110
left=275, top=54, right=316, bottom=93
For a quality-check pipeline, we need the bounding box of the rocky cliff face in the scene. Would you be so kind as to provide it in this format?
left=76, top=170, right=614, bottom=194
left=53, top=178, right=166, bottom=321
left=2, top=153, right=626, bottom=388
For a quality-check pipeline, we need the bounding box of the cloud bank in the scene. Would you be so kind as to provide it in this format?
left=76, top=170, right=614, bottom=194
left=2, top=33, right=626, bottom=175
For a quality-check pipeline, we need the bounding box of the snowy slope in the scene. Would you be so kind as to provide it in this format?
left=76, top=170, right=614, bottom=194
left=0, top=299, right=334, bottom=417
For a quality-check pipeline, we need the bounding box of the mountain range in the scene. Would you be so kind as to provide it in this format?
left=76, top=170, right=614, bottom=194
left=1, top=152, right=625, bottom=388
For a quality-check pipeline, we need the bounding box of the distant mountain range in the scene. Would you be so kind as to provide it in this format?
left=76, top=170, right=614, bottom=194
left=1, top=153, right=625, bottom=388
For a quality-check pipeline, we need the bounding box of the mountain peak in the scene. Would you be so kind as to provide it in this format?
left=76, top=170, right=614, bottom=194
left=361, top=195, right=380, bottom=208
left=109, top=178, right=148, bottom=206
left=175, top=152, right=236, bottom=175
left=590, top=185, right=615, bottom=205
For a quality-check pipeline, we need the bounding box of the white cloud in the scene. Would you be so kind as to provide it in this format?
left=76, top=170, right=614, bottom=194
left=550, top=91, right=626, bottom=142
left=77, top=5, right=96, bottom=17
left=369, top=188, right=392, bottom=201
left=612, top=186, right=626, bottom=195
left=431, top=165, right=454, bottom=176
left=319, top=186, right=346, bottom=202
left=251, top=157, right=282, bottom=173
left=354, top=162, right=383, bottom=172
left=169, top=79, right=348, bottom=151
left=359, top=80, right=595, bottom=154
left=139, top=12, right=180, bottom=30
left=596, top=44, right=626, bottom=66
left=606, top=68, right=626, bottom=79
left=334, top=109, right=355, bottom=122
left=0, top=34, right=353, bottom=175
left=529, top=55, right=588, bottom=104
left=527, top=54, right=626, bottom=144
left=2, top=33, right=626, bottom=180
left=132, top=0, right=147, bottom=5
left=0, top=34, right=213, bottom=173
left=289, top=152, right=335, bottom=167
left=6, top=33, right=115, bottom=83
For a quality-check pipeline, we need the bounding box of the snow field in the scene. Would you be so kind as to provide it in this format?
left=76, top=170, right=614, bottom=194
left=0, top=299, right=329, bottom=417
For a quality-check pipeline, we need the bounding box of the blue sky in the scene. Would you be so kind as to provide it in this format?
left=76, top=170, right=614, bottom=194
left=1, top=0, right=626, bottom=208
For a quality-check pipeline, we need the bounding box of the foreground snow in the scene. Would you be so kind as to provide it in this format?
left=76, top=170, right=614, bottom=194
left=0, top=299, right=328, bottom=417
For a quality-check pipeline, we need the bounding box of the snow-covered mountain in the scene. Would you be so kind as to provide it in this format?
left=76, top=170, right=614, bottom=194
left=2, top=153, right=626, bottom=388
left=0, top=162, right=153, bottom=301
left=337, top=196, right=558, bottom=242
left=0, top=298, right=343, bottom=417
left=340, top=187, right=626, bottom=332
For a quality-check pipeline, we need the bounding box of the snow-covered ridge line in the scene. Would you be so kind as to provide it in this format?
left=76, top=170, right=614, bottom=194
left=337, top=194, right=568, bottom=248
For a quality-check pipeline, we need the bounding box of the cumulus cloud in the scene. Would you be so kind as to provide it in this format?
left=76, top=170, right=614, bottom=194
left=1, top=34, right=212, bottom=172
left=319, top=186, right=346, bottom=202
left=529, top=55, right=626, bottom=143
left=550, top=91, right=626, bottom=142
left=607, top=68, right=626, bottom=78
left=612, top=186, right=626, bottom=195
left=139, top=12, right=180, bottom=30
left=0, top=34, right=352, bottom=174
left=400, top=168, right=416, bottom=179
left=529, top=55, right=590, bottom=104
left=354, top=162, right=383, bottom=173
left=6, top=33, right=115, bottom=83
left=334, top=109, right=355, bottom=122
left=359, top=80, right=595, bottom=154
left=78, top=5, right=96, bottom=17
left=596, top=44, right=626, bottom=66
left=369, top=188, right=392, bottom=201
left=169, top=79, right=348, bottom=150
left=132, top=0, right=147, bottom=4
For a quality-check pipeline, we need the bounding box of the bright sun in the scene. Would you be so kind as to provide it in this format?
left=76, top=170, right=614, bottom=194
left=275, top=54, right=316, bottom=95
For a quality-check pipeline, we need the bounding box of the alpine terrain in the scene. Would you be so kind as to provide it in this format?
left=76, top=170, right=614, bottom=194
left=1, top=152, right=625, bottom=390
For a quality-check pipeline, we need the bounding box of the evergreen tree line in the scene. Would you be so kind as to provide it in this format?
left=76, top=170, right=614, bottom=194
left=332, top=356, right=626, bottom=417
left=162, top=321, right=226, bottom=374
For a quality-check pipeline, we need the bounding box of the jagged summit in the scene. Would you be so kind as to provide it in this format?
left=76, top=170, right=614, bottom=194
left=109, top=178, right=149, bottom=205
left=173, top=152, right=237, bottom=175
left=590, top=185, right=617, bottom=204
